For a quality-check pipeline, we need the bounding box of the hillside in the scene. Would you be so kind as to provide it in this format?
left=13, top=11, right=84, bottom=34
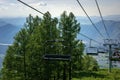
left=78, top=20, right=120, bottom=46
left=0, top=20, right=22, bottom=68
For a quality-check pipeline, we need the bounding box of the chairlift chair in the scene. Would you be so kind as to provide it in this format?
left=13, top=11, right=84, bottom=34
left=43, top=39, right=72, bottom=80
left=98, top=47, right=107, bottom=53
left=86, top=46, right=98, bottom=55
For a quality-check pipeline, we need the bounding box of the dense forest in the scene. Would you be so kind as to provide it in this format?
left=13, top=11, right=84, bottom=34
left=1, top=11, right=98, bottom=80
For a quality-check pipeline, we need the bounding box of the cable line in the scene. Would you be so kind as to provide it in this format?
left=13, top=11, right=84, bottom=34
left=79, top=33, right=102, bottom=45
left=95, top=0, right=110, bottom=39
left=18, top=0, right=103, bottom=45
left=18, top=0, right=44, bottom=15
left=76, top=0, right=104, bottom=39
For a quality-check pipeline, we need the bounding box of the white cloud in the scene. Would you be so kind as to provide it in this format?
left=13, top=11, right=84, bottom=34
left=0, top=5, right=8, bottom=11
left=39, top=1, right=47, bottom=6
left=0, top=0, right=7, bottom=3
left=9, top=3, right=16, bottom=6
left=0, top=0, right=120, bottom=17
left=18, top=0, right=41, bottom=3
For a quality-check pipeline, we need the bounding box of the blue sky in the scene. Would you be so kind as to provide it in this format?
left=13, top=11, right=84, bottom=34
left=0, top=0, right=120, bottom=17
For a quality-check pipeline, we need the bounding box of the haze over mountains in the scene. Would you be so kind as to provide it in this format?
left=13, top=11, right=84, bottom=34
left=0, top=18, right=25, bottom=68
left=79, top=20, right=120, bottom=44
left=0, top=15, right=120, bottom=68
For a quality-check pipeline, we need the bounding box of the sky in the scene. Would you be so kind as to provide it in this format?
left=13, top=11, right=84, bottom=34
left=0, top=0, right=120, bottom=49
left=0, top=0, right=120, bottom=17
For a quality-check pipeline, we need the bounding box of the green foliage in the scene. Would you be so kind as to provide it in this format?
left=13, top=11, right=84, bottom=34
left=2, top=11, right=97, bottom=80
left=59, top=11, right=83, bottom=72
left=82, top=55, right=99, bottom=71
left=73, top=69, right=120, bottom=80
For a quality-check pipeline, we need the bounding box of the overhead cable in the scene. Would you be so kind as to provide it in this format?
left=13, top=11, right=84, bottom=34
left=95, top=0, right=110, bottom=39
left=76, top=0, right=104, bottom=39
left=79, top=33, right=102, bottom=44
left=18, top=0, right=44, bottom=15
left=18, top=0, right=103, bottom=45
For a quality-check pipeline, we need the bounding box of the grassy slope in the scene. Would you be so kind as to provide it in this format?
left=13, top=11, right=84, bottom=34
left=73, top=69, right=120, bottom=80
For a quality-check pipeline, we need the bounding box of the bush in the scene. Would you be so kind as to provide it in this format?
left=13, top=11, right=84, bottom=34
left=82, top=55, right=99, bottom=71
left=73, top=69, right=120, bottom=80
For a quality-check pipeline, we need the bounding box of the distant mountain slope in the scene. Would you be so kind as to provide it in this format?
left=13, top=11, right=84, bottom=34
left=77, top=20, right=120, bottom=46
left=76, top=15, right=120, bottom=25
left=96, top=20, right=120, bottom=39
left=0, top=20, right=7, bottom=27
left=0, top=23, right=21, bottom=44
left=0, top=20, right=22, bottom=68
left=0, top=17, right=26, bottom=26
left=104, top=15, right=120, bottom=21
left=0, top=20, right=22, bottom=55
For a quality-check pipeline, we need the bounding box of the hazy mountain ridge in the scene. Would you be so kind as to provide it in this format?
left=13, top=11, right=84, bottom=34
left=0, top=22, right=21, bottom=44
left=0, top=17, right=26, bottom=27
left=76, top=15, right=120, bottom=25
left=0, top=20, right=7, bottom=27
left=0, top=19, right=23, bottom=68
left=77, top=15, right=120, bottom=47
left=96, top=20, right=120, bottom=39
left=0, top=20, right=22, bottom=55
left=78, top=20, right=120, bottom=47
left=104, top=15, right=120, bottom=21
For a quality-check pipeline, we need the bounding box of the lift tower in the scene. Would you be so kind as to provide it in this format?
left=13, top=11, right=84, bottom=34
left=104, top=39, right=118, bottom=72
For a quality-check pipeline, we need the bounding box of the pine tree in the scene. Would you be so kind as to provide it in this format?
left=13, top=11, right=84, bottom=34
left=82, top=55, right=99, bottom=71
left=2, top=15, right=40, bottom=80
left=2, top=27, right=28, bottom=80
left=59, top=11, right=82, bottom=73
left=25, top=15, right=42, bottom=80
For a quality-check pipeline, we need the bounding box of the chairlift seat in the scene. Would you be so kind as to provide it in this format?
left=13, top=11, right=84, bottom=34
left=43, top=54, right=71, bottom=61
left=86, top=47, right=98, bottom=55
left=98, top=48, right=106, bottom=53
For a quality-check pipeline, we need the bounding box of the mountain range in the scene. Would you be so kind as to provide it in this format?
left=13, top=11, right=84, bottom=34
left=0, top=18, right=25, bottom=68
left=79, top=20, right=120, bottom=42
left=0, top=15, right=120, bottom=68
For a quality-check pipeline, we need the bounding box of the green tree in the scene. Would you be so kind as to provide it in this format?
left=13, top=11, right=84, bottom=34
left=25, top=15, right=42, bottom=80
left=59, top=11, right=82, bottom=73
left=73, top=40, right=84, bottom=71
left=39, top=12, right=59, bottom=80
left=2, top=28, right=28, bottom=80
left=82, top=55, right=99, bottom=71
left=59, top=11, right=80, bottom=54
left=2, top=11, right=85, bottom=80
left=2, top=15, right=40, bottom=80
